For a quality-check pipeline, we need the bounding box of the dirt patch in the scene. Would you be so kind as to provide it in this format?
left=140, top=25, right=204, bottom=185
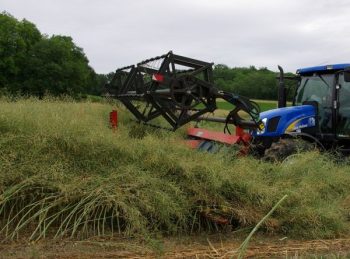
left=1, top=236, right=350, bottom=258
left=164, top=238, right=350, bottom=258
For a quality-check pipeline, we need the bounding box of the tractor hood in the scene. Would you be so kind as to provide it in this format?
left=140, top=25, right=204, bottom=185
left=253, top=105, right=316, bottom=137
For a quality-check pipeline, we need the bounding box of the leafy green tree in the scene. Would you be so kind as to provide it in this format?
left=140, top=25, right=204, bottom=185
left=0, top=12, right=96, bottom=97
left=23, top=35, right=93, bottom=97
left=85, top=72, right=116, bottom=96
left=0, top=12, right=41, bottom=91
left=213, top=65, right=281, bottom=100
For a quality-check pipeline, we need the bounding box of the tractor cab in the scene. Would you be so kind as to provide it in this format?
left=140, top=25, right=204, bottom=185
left=295, top=64, right=350, bottom=139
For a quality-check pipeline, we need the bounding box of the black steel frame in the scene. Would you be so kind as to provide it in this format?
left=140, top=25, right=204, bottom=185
left=106, top=51, right=260, bottom=131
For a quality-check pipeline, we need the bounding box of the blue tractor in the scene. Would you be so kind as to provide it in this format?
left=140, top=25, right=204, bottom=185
left=106, top=52, right=350, bottom=160
left=254, top=63, right=350, bottom=160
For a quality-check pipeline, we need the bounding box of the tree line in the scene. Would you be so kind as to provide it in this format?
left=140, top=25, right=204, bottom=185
left=0, top=12, right=294, bottom=100
left=0, top=12, right=108, bottom=98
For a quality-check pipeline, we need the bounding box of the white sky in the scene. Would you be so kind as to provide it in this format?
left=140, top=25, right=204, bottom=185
left=1, top=0, right=350, bottom=74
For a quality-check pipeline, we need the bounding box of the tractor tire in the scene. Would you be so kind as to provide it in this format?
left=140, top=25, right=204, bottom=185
left=264, top=138, right=315, bottom=162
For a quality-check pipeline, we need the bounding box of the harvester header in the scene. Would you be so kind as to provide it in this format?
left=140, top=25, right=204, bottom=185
left=106, top=51, right=261, bottom=131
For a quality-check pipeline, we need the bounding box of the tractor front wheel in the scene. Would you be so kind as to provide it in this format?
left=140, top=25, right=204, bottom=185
left=264, top=138, right=315, bottom=162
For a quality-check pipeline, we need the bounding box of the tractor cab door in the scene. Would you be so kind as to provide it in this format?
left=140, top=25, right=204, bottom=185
left=336, top=73, right=350, bottom=137
left=294, top=74, right=334, bottom=133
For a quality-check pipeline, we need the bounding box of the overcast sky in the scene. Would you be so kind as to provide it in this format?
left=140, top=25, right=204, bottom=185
left=1, top=0, right=350, bottom=74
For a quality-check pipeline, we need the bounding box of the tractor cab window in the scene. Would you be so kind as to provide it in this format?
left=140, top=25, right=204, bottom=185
left=337, top=74, right=350, bottom=137
left=295, top=74, right=333, bottom=132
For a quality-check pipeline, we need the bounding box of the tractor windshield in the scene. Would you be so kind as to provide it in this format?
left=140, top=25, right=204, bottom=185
left=295, top=74, right=334, bottom=132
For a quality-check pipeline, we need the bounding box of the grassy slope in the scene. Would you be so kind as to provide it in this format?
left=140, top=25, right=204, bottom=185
left=0, top=98, right=350, bottom=241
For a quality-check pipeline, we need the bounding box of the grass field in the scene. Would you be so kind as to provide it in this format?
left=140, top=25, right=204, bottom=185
left=0, top=98, right=350, bottom=248
left=216, top=99, right=278, bottom=112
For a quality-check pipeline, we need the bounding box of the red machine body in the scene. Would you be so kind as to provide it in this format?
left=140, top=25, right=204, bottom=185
left=186, top=126, right=252, bottom=154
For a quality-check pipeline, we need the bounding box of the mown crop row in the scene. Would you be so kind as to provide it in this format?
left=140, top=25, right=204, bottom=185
left=0, top=98, right=349, bottom=241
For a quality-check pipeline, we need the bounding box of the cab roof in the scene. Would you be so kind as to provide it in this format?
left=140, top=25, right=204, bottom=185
left=296, top=63, right=350, bottom=75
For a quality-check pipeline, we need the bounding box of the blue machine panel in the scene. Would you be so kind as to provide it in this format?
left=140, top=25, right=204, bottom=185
left=253, top=105, right=316, bottom=137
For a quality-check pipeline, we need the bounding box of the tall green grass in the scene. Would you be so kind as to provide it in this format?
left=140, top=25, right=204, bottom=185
left=0, top=98, right=349, bottom=240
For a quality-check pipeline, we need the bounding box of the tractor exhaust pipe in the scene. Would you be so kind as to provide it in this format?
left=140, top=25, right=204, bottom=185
left=278, top=65, right=287, bottom=108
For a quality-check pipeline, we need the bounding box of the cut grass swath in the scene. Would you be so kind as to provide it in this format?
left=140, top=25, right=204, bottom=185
left=0, top=98, right=349, bottom=241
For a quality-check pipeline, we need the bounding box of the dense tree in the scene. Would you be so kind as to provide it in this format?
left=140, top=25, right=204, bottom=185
left=213, top=64, right=295, bottom=101
left=23, top=35, right=94, bottom=97
left=0, top=12, right=41, bottom=91
left=88, top=72, right=115, bottom=96
left=0, top=12, right=96, bottom=97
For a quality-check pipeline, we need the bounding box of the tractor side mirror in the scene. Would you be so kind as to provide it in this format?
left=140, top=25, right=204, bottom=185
left=344, top=67, right=350, bottom=82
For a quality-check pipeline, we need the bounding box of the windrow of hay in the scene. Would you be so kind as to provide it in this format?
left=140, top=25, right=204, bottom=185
left=0, top=98, right=350, bottom=240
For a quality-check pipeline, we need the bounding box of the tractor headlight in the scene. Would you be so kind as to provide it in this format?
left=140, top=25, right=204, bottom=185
left=257, top=118, right=267, bottom=135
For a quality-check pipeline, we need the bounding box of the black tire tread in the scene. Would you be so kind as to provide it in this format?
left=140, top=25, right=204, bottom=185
left=264, top=138, right=315, bottom=162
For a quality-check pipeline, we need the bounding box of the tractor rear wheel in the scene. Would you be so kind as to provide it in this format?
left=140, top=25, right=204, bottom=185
left=264, top=138, right=315, bottom=162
